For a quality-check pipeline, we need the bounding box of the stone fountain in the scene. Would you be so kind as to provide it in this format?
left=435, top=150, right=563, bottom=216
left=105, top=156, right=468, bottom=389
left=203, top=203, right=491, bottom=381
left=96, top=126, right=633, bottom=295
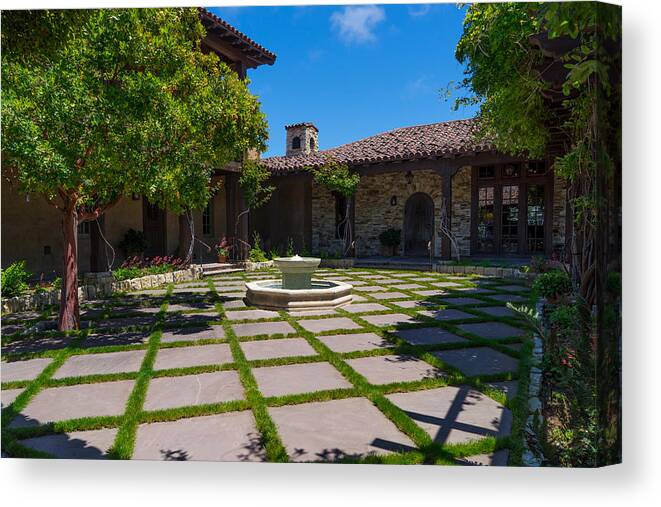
left=245, top=255, right=352, bottom=311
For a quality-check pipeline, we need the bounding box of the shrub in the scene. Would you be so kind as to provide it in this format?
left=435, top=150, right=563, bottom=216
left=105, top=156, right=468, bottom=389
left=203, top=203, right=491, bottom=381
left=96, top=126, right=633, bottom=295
left=1, top=260, right=32, bottom=297
left=533, top=270, right=572, bottom=301
left=378, top=228, right=401, bottom=247
left=113, top=266, right=144, bottom=281
left=113, top=255, right=185, bottom=281
left=285, top=237, right=295, bottom=257
left=215, top=237, right=231, bottom=258
left=118, top=229, right=148, bottom=257
left=248, top=232, right=268, bottom=263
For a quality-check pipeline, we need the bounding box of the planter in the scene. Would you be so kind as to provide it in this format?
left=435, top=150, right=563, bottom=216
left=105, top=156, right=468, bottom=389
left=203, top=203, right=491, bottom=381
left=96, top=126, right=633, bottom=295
left=218, top=254, right=228, bottom=263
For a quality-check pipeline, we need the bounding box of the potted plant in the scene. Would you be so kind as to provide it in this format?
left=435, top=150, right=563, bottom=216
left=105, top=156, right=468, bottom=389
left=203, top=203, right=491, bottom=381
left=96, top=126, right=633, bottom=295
left=215, top=237, right=231, bottom=263
left=118, top=228, right=148, bottom=258
left=532, top=270, right=572, bottom=304
left=378, top=228, right=401, bottom=256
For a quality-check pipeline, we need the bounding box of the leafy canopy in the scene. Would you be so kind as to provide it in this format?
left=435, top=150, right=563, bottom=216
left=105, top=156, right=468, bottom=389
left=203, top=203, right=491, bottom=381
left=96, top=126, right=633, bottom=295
left=308, top=158, right=360, bottom=198
left=1, top=8, right=268, bottom=214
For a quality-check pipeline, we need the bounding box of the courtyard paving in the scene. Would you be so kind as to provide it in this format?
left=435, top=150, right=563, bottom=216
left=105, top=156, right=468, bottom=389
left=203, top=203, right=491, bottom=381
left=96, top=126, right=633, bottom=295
left=1, top=266, right=532, bottom=465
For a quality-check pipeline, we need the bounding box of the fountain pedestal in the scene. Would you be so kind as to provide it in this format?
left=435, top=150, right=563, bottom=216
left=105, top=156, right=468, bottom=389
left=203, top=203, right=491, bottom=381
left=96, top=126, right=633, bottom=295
left=274, top=255, right=320, bottom=289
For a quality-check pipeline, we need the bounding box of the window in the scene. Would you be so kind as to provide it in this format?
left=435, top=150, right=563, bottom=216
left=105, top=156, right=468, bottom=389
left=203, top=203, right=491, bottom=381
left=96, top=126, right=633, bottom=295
left=334, top=192, right=347, bottom=239
left=501, top=185, right=519, bottom=253
left=202, top=201, right=213, bottom=236
left=528, top=160, right=546, bottom=176
left=77, top=221, right=90, bottom=236
left=477, top=186, right=495, bottom=252
left=527, top=184, right=545, bottom=252
left=309, top=137, right=315, bottom=151
left=478, top=166, right=495, bottom=179
left=292, top=136, right=301, bottom=150
left=503, top=163, right=521, bottom=178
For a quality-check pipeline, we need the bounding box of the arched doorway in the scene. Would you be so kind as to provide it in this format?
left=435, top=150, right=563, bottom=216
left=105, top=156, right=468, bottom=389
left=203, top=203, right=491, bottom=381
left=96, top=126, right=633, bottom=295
left=403, top=192, right=434, bottom=257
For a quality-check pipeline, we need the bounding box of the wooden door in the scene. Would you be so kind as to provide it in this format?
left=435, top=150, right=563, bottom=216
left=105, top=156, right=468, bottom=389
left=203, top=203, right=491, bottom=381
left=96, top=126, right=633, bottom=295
left=404, top=192, right=434, bottom=256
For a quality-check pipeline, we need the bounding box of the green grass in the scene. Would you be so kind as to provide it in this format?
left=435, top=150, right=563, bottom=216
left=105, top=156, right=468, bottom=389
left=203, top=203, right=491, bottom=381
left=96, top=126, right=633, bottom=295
left=2, top=266, right=534, bottom=465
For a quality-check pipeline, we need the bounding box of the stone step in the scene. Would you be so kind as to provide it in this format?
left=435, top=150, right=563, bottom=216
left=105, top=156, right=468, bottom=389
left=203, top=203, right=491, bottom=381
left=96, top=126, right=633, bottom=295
left=197, top=263, right=245, bottom=277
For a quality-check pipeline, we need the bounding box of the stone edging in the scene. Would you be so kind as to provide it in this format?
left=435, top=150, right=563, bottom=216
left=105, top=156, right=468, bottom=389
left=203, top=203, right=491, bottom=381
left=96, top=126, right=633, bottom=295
left=320, top=258, right=355, bottom=269
left=434, top=264, right=536, bottom=279
left=1, top=266, right=203, bottom=315
left=243, top=260, right=274, bottom=271
left=522, top=298, right=546, bottom=466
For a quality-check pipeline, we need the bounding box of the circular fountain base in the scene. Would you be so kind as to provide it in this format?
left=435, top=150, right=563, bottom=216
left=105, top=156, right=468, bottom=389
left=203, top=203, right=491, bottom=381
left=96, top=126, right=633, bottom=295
left=245, top=279, right=353, bottom=311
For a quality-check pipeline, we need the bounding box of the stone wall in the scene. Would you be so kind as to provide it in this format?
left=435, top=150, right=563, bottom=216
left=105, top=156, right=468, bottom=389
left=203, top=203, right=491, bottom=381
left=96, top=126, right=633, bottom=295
left=311, top=182, right=345, bottom=256
left=353, top=170, right=444, bottom=257
left=552, top=171, right=567, bottom=250
left=451, top=166, right=472, bottom=257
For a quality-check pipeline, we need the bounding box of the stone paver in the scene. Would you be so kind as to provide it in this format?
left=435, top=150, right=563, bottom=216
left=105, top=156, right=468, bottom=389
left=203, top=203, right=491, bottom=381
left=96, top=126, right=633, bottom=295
left=160, top=325, right=225, bottom=344
left=497, top=285, right=528, bottom=292
left=144, top=371, right=244, bottom=411
left=297, top=317, right=361, bottom=333
left=10, top=380, right=134, bottom=427
left=153, top=344, right=233, bottom=370
left=1, top=388, right=23, bottom=408
left=317, top=332, right=393, bottom=353
left=225, top=309, right=279, bottom=321
left=346, top=355, right=443, bottom=385
left=232, top=321, right=296, bottom=337
left=19, top=429, right=117, bottom=459
left=356, top=285, right=387, bottom=292
left=1, top=358, right=53, bottom=382
left=393, top=327, right=468, bottom=346
left=370, top=291, right=409, bottom=300
left=2, top=335, right=72, bottom=355
left=488, top=294, right=528, bottom=303
left=456, top=449, right=509, bottom=466
left=168, top=302, right=216, bottom=312
left=413, top=290, right=447, bottom=297
left=394, top=283, right=424, bottom=290
left=432, top=348, right=519, bottom=376
left=83, top=331, right=150, bottom=348
left=487, top=380, right=519, bottom=400
left=133, top=411, right=265, bottom=462
left=442, top=297, right=485, bottom=306
left=252, top=362, right=351, bottom=397
left=386, top=386, right=512, bottom=445
left=417, top=309, right=477, bottom=321
left=343, top=302, right=389, bottom=313
left=53, top=350, right=146, bottom=379
left=476, top=306, right=517, bottom=318
left=269, top=397, right=416, bottom=462
left=361, top=313, right=418, bottom=327
left=222, top=299, right=247, bottom=309
left=431, top=281, right=463, bottom=288
left=458, top=322, right=526, bottom=340
left=288, top=308, right=337, bottom=317
left=240, top=337, right=317, bottom=361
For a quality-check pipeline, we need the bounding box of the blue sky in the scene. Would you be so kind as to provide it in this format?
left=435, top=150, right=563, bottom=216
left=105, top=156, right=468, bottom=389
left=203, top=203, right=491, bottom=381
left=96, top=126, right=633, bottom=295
left=208, top=3, right=477, bottom=157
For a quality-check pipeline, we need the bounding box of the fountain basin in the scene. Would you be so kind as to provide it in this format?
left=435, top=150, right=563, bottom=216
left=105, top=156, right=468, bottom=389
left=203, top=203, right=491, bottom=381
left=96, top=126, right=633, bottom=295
left=245, top=279, right=353, bottom=311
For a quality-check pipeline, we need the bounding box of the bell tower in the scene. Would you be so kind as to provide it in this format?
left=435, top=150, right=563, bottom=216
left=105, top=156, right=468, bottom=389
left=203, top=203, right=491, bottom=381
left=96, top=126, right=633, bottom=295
left=285, top=122, right=319, bottom=156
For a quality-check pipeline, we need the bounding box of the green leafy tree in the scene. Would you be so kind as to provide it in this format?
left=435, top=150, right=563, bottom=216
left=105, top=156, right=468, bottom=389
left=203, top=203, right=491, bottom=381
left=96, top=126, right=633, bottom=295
left=2, top=8, right=268, bottom=330
left=236, top=159, right=274, bottom=257
left=308, top=159, right=360, bottom=256
left=454, top=2, right=621, bottom=466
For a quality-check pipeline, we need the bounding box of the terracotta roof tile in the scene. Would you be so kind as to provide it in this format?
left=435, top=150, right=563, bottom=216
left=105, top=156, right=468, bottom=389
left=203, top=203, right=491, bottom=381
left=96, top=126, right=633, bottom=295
left=262, top=118, right=493, bottom=173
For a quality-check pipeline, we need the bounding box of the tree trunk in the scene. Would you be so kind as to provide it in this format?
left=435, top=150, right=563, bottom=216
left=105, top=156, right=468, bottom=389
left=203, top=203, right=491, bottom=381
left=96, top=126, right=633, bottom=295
left=58, top=204, right=80, bottom=331
left=343, top=198, right=353, bottom=257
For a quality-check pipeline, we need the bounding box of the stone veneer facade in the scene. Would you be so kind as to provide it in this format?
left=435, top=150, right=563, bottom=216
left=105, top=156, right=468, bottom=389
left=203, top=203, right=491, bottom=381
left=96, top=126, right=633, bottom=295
left=450, top=166, right=473, bottom=257
left=310, top=170, right=447, bottom=258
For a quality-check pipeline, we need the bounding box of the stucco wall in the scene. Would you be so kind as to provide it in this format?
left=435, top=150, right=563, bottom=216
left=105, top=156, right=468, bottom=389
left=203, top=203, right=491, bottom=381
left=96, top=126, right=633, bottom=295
left=451, top=166, right=473, bottom=257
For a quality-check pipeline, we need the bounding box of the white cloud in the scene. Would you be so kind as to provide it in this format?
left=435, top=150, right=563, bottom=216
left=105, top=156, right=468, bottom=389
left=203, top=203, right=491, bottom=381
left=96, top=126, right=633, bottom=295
left=408, top=4, right=432, bottom=18
left=330, top=5, right=386, bottom=44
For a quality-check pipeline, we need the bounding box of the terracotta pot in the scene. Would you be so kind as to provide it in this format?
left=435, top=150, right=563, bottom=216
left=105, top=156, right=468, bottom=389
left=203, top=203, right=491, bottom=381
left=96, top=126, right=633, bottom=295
left=218, top=254, right=228, bottom=263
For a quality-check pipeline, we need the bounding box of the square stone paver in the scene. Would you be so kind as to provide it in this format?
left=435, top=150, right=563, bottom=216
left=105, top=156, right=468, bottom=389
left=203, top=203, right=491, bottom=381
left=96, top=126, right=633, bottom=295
left=1, top=358, right=52, bottom=382
left=297, top=317, right=361, bottom=333
left=495, top=285, right=528, bottom=292
left=458, top=322, right=526, bottom=340
left=83, top=331, right=150, bottom=348
left=356, top=285, right=387, bottom=292
left=288, top=309, right=337, bottom=317
left=168, top=301, right=216, bottom=312
left=394, top=283, right=424, bottom=290
left=417, top=309, right=477, bottom=321
left=222, top=299, right=246, bottom=309
left=317, top=332, right=393, bottom=353
left=153, top=344, right=233, bottom=371
left=413, top=290, right=447, bottom=297
left=10, top=380, right=134, bottom=427
left=488, top=294, right=528, bottom=303
left=133, top=411, right=265, bottom=462
left=225, top=309, right=279, bottom=321
left=252, top=362, right=351, bottom=397
left=442, top=297, right=484, bottom=306
left=370, top=291, right=409, bottom=300
left=143, top=371, right=244, bottom=411
left=432, top=348, right=519, bottom=377
left=53, top=350, right=146, bottom=379
left=431, top=281, right=463, bottom=288
left=1, top=388, right=23, bottom=408
left=393, top=327, right=468, bottom=346
left=390, top=300, right=434, bottom=309
left=240, top=338, right=316, bottom=361
left=361, top=313, right=418, bottom=327
left=386, top=386, right=512, bottom=445
left=160, top=325, right=225, bottom=344
left=2, top=335, right=73, bottom=355
left=476, top=306, right=517, bottom=318
left=456, top=449, right=510, bottom=466
left=346, top=355, right=443, bottom=385
left=343, top=302, right=389, bottom=313
left=232, top=321, right=296, bottom=337
left=269, top=397, right=416, bottom=462
left=19, top=429, right=117, bottom=459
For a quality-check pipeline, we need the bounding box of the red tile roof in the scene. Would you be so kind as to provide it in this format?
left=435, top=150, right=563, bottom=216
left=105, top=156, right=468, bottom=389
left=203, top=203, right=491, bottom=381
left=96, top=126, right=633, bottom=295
left=262, top=118, right=494, bottom=173
left=199, top=8, right=276, bottom=66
